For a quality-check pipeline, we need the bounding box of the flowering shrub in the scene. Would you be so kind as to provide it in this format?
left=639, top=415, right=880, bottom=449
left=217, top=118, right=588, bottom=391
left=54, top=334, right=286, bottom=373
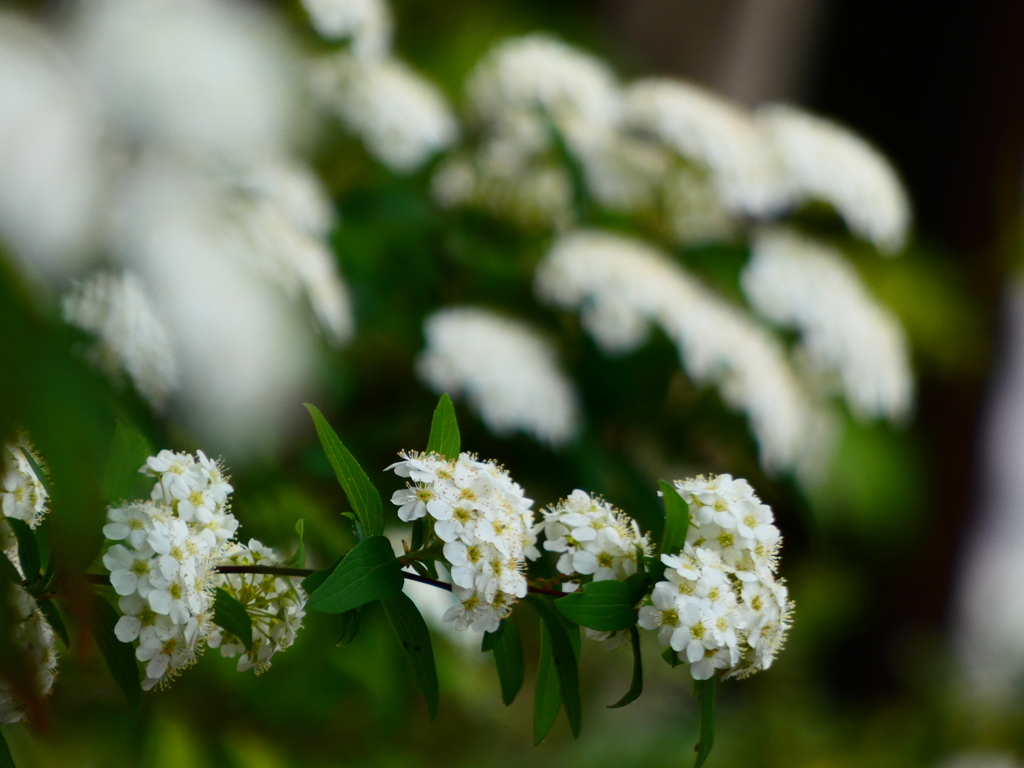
left=0, top=398, right=795, bottom=766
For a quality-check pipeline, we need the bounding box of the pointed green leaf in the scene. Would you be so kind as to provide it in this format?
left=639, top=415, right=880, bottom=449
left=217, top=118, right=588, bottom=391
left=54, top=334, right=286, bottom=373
left=662, top=647, right=683, bottom=667
left=88, top=594, right=141, bottom=710
left=381, top=593, right=439, bottom=719
left=481, top=617, right=524, bottom=705
left=608, top=626, right=643, bottom=708
left=35, top=599, right=69, bottom=649
left=658, top=481, right=690, bottom=555
left=5, top=519, right=39, bottom=586
left=533, top=624, right=561, bottom=745
left=286, top=519, right=305, bottom=568
left=694, top=677, right=716, bottom=767
left=340, top=512, right=366, bottom=542
left=0, top=729, right=14, bottom=768
left=425, top=394, right=460, bottom=461
left=213, top=588, right=254, bottom=652
left=525, top=594, right=581, bottom=738
left=555, top=580, right=638, bottom=631
left=305, top=404, right=384, bottom=536
left=306, top=535, right=403, bottom=613
left=335, top=609, right=361, bottom=646
left=102, top=421, right=151, bottom=504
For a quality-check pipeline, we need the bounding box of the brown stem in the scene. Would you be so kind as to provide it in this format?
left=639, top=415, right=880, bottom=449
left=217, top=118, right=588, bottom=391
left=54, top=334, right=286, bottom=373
left=85, top=565, right=568, bottom=597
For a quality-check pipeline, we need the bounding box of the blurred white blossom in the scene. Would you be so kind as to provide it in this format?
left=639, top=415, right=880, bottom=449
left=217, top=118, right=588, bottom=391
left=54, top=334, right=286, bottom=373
left=72, top=0, right=300, bottom=165
left=301, top=0, right=393, bottom=59
left=63, top=271, right=179, bottom=409
left=536, top=229, right=831, bottom=475
left=623, top=79, right=791, bottom=219
left=742, top=228, right=913, bottom=421
left=0, top=13, right=102, bottom=279
left=0, top=583, right=59, bottom=725
left=416, top=307, right=580, bottom=448
left=312, top=52, right=458, bottom=173
left=757, top=104, right=911, bottom=253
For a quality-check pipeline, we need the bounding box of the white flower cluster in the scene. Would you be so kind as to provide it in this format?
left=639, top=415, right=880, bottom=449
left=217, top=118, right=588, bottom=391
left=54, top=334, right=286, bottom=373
left=301, top=0, right=393, bottom=60
left=743, top=228, right=913, bottom=422
left=542, top=490, right=650, bottom=583
left=62, top=271, right=179, bottom=410
left=536, top=229, right=832, bottom=476
left=0, top=583, right=58, bottom=726
left=638, top=474, right=792, bottom=680
left=756, top=104, right=911, bottom=254
left=208, top=540, right=306, bottom=674
left=435, top=34, right=621, bottom=229
left=1, top=439, right=57, bottom=725
left=388, top=451, right=539, bottom=633
left=1, top=439, right=49, bottom=553
left=306, top=0, right=457, bottom=174
left=103, top=450, right=238, bottom=689
left=231, top=162, right=355, bottom=348
left=541, top=490, right=651, bottom=649
left=623, top=79, right=791, bottom=219
left=416, top=307, right=580, bottom=447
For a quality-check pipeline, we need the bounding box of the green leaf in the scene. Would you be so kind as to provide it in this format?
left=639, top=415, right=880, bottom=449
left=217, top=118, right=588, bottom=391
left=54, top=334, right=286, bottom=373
left=335, top=609, right=361, bottom=646
left=5, top=519, right=39, bottom=586
left=88, top=594, right=141, bottom=710
left=661, top=647, right=683, bottom=668
left=533, top=624, right=561, bottom=745
left=623, top=572, right=652, bottom=605
left=39, top=554, right=63, bottom=595
left=608, top=626, right=643, bottom=709
left=658, top=481, right=690, bottom=555
left=381, top=593, right=439, bottom=720
left=340, top=512, right=366, bottom=542
left=0, top=729, right=14, bottom=768
left=102, top=421, right=151, bottom=503
left=301, top=554, right=344, bottom=594
left=286, top=519, right=305, bottom=568
left=305, top=404, right=384, bottom=536
left=525, top=594, right=581, bottom=738
left=212, top=588, right=254, bottom=652
left=306, top=535, right=403, bottom=614
left=694, top=677, right=716, bottom=768
left=425, top=393, right=460, bottom=461
left=35, top=599, right=69, bottom=649
left=481, top=618, right=524, bottom=706
left=555, top=580, right=638, bottom=631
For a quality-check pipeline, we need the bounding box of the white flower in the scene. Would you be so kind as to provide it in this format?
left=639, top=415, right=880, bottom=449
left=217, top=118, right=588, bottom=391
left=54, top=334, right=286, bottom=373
left=416, top=307, right=580, bottom=447
left=114, top=593, right=176, bottom=645
left=103, top=543, right=165, bottom=598
left=311, top=52, right=457, bottom=174
left=742, top=227, right=913, bottom=422
left=637, top=582, right=682, bottom=648
left=1, top=440, right=49, bottom=554
left=102, top=502, right=158, bottom=549
left=757, top=104, right=911, bottom=253
left=210, top=540, right=306, bottom=674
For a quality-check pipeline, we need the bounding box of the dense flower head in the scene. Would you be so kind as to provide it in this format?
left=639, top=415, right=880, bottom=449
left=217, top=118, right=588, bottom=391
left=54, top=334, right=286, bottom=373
left=103, top=450, right=240, bottom=689
left=1, top=439, right=49, bottom=555
left=0, top=583, right=59, bottom=725
left=388, top=450, right=539, bottom=633
left=208, top=540, right=307, bottom=674
left=542, top=489, right=652, bottom=650
left=638, top=474, right=793, bottom=680
left=542, top=489, right=650, bottom=584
